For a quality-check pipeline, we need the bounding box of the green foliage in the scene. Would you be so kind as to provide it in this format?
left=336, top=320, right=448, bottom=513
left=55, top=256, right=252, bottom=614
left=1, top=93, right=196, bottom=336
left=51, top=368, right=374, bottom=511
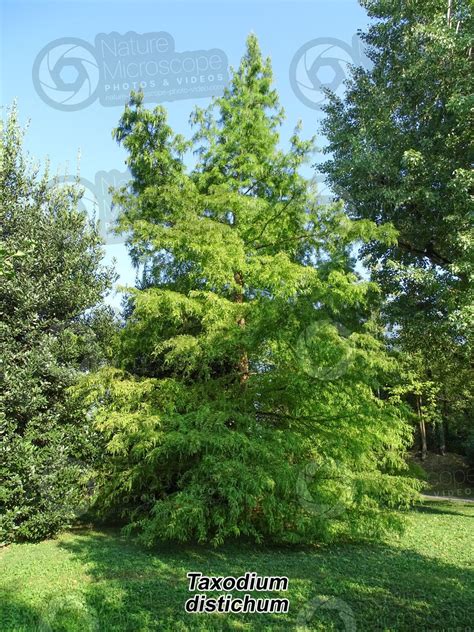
left=320, top=0, right=473, bottom=452
left=80, top=36, right=420, bottom=547
left=0, top=105, right=116, bottom=543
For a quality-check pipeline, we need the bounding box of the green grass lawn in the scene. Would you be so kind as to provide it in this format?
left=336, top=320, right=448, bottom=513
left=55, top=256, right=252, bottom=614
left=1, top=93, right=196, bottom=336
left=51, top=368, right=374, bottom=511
left=1, top=500, right=473, bottom=631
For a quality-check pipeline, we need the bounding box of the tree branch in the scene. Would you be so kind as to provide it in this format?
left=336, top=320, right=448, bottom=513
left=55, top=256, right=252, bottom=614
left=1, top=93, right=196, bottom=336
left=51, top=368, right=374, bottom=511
left=397, top=239, right=453, bottom=267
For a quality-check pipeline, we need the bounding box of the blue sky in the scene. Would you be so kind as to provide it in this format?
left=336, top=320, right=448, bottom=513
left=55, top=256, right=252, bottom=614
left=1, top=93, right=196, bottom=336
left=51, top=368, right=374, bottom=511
left=1, top=0, right=369, bottom=307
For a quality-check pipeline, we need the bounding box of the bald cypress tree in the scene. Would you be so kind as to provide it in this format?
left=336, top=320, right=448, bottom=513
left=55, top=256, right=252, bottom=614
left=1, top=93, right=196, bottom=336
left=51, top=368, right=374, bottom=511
left=82, top=36, right=419, bottom=546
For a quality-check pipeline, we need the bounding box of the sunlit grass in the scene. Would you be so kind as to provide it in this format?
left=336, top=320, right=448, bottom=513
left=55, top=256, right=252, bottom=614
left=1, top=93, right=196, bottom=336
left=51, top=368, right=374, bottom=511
left=1, top=501, right=473, bottom=631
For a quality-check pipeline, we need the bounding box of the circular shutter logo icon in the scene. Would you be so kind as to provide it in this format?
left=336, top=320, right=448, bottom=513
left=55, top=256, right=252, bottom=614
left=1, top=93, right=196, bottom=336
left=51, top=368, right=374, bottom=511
left=290, top=38, right=355, bottom=110
left=33, top=37, right=100, bottom=111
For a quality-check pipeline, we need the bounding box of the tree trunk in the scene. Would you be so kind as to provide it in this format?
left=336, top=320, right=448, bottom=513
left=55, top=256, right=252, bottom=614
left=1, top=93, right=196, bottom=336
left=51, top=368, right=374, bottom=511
left=417, top=395, right=428, bottom=461
left=234, top=271, right=249, bottom=385
left=447, top=0, right=453, bottom=27
left=438, top=421, right=447, bottom=456
left=439, top=395, right=448, bottom=455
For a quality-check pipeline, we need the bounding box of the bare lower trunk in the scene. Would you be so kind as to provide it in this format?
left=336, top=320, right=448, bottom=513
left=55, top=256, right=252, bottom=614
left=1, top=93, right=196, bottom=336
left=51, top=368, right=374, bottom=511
left=417, top=395, right=427, bottom=461
left=447, top=0, right=453, bottom=26
left=439, top=396, right=447, bottom=455
left=438, top=421, right=446, bottom=456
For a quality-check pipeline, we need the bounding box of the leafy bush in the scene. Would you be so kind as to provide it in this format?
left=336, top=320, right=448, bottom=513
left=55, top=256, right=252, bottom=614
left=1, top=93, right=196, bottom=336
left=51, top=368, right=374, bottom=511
left=0, top=106, right=115, bottom=543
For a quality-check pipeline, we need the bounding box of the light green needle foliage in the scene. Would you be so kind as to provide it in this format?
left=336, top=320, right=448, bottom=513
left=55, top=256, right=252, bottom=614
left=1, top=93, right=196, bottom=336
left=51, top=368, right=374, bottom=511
left=79, top=36, right=420, bottom=546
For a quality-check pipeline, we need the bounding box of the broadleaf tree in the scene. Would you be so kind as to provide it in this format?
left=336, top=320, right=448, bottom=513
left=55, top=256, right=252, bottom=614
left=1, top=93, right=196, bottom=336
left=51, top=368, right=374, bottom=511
left=0, top=106, right=115, bottom=543
left=319, top=0, right=473, bottom=456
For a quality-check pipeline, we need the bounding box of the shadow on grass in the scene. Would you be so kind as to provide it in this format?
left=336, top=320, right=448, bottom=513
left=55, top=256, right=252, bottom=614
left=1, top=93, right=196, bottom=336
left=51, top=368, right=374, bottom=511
left=414, top=502, right=474, bottom=517
left=2, top=520, right=473, bottom=631
left=0, top=590, right=42, bottom=632
left=0, top=582, right=100, bottom=632
left=54, top=526, right=474, bottom=631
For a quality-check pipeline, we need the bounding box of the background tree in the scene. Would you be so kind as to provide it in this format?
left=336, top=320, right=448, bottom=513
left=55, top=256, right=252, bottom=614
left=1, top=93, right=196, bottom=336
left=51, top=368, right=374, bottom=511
left=80, top=36, right=419, bottom=547
left=319, top=0, right=473, bottom=456
left=0, top=106, right=115, bottom=543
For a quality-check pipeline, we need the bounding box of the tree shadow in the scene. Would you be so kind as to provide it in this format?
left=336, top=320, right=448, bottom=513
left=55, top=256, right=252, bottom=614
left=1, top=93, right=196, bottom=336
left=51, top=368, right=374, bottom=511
left=414, top=503, right=474, bottom=517
left=0, top=588, right=43, bottom=632
left=48, top=526, right=474, bottom=631
left=2, top=524, right=473, bottom=631
left=1, top=580, right=101, bottom=632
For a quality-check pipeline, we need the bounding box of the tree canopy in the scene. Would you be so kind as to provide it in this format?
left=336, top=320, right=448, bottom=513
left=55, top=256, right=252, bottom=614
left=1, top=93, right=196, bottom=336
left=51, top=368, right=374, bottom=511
left=78, top=35, right=420, bottom=547
left=319, top=0, right=473, bottom=457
